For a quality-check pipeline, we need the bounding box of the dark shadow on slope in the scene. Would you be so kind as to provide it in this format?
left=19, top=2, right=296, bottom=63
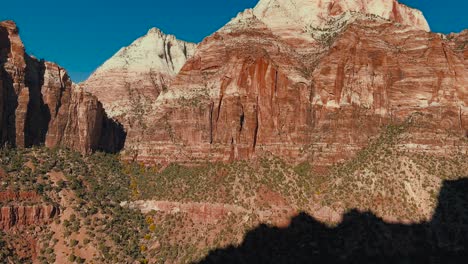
left=24, top=55, right=49, bottom=147
left=0, top=26, right=17, bottom=146
left=197, top=178, right=468, bottom=264
left=97, top=115, right=126, bottom=153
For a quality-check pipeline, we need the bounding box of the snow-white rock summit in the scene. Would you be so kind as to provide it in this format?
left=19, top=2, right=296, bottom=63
left=219, top=0, right=430, bottom=54
left=90, top=27, right=196, bottom=77
left=252, top=0, right=430, bottom=31
left=83, top=28, right=196, bottom=118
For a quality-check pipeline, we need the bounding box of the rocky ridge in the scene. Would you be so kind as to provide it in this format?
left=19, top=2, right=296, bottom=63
left=252, top=0, right=430, bottom=32
left=84, top=28, right=197, bottom=121
left=0, top=204, right=59, bottom=230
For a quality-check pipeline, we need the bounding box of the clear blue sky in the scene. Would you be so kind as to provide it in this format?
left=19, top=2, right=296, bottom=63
left=1, top=0, right=467, bottom=82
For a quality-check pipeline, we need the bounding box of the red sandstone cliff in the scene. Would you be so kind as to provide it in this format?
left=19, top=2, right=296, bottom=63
left=0, top=20, right=124, bottom=153
left=113, top=0, right=466, bottom=165
left=0, top=204, right=59, bottom=230
left=0, top=191, right=59, bottom=230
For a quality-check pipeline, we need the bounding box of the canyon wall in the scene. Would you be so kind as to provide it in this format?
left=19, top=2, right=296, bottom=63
left=123, top=11, right=467, bottom=166
left=0, top=205, right=59, bottom=230
left=0, top=20, right=124, bottom=153
left=0, top=191, right=59, bottom=230
left=80, top=0, right=467, bottom=166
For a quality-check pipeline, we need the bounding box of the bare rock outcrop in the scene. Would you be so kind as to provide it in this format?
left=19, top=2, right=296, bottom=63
left=83, top=27, right=196, bottom=123
left=119, top=0, right=466, bottom=165
left=0, top=20, right=124, bottom=153
left=0, top=204, right=59, bottom=230
left=129, top=200, right=249, bottom=223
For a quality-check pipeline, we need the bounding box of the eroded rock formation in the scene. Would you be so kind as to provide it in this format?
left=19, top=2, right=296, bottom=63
left=0, top=204, right=59, bottom=230
left=114, top=0, right=466, bottom=166
left=84, top=27, right=196, bottom=122
left=0, top=191, right=59, bottom=230
left=0, top=20, right=124, bottom=153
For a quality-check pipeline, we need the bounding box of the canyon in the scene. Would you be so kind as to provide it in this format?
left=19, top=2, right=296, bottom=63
left=0, top=0, right=467, bottom=263
left=1, top=2, right=465, bottom=166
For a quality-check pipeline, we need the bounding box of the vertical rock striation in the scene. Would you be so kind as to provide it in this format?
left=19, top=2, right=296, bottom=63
left=0, top=20, right=124, bottom=153
left=115, top=0, right=466, bottom=165
left=0, top=205, right=59, bottom=230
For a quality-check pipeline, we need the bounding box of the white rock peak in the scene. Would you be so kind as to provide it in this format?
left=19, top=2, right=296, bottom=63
left=90, top=27, right=197, bottom=77
left=251, top=0, right=430, bottom=31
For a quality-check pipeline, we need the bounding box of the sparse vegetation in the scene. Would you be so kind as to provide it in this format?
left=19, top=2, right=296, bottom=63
left=0, top=147, right=147, bottom=263
left=0, top=114, right=466, bottom=264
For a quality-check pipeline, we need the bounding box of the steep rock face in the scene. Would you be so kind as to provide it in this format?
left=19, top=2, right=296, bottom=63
left=123, top=1, right=466, bottom=166
left=311, top=23, right=465, bottom=111
left=308, top=20, right=467, bottom=158
left=84, top=28, right=196, bottom=121
left=449, top=29, right=468, bottom=63
left=0, top=191, right=59, bottom=230
left=0, top=205, right=59, bottom=230
left=0, top=20, right=26, bottom=146
left=0, top=20, right=124, bottom=153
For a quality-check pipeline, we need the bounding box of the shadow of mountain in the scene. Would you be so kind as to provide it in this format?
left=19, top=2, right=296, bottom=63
left=98, top=115, right=126, bottom=153
left=0, top=25, right=17, bottom=146
left=24, top=55, right=49, bottom=147
left=197, top=178, right=468, bottom=264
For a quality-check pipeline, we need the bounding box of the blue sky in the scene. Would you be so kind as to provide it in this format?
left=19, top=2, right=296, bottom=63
left=1, top=0, right=467, bottom=82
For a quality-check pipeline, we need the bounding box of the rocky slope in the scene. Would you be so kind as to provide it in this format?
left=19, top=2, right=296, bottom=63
left=1, top=130, right=466, bottom=263
left=0, top=147, right=147, bottom=263
left=250, top=0, right=430, bottom=55
left=124, top=119, right=468, bottom=262
left=0, top=20, right=124, bottom=154
left=253, top=0, right=430, bottom=33
left=83, top=28, right=196, bottom=124
left=121, top=0, right=466, bottom=166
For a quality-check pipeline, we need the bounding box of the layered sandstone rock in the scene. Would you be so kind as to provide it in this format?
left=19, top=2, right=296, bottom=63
left=118, top=0, right=466, bottom=165
left=229, top=0, right=430, bottom=55
left=0, top=204, right=59, bottom=230
left=0, top=20, right=124, bottom=153
left=0, top=191, right=58, bottom=233
left=84, top=28, right=196, bottom=122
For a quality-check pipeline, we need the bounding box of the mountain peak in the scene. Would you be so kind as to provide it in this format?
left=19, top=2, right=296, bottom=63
left=0, top=20, right=19, bottom=32
left=83, top=26, right=197, bottom=118
left=252, top=0, right=430, bottom=31
left=88, top=28, right=196, bottom=77
left=147, top=27, right=163, bottom=36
